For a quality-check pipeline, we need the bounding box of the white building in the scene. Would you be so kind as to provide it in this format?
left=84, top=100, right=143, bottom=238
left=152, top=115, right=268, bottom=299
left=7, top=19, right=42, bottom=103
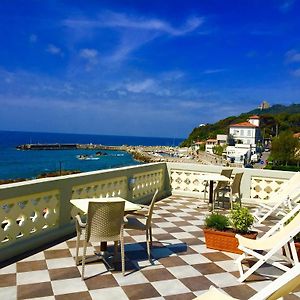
left=226, top=144, right=256, bottom=164
left=216, top=134, right=227, bottom=146
left=205, top=139, right=217, bottom=154
left=229, top=115, right=261, bottom=146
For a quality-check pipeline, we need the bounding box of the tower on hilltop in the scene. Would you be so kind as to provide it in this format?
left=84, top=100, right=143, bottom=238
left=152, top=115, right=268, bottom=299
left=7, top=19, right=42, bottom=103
left=258, top=100, right=270, bottom=110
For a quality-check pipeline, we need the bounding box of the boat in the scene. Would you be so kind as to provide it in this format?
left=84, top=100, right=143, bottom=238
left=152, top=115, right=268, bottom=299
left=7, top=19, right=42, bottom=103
left=76, top=154, right=99, bottom=160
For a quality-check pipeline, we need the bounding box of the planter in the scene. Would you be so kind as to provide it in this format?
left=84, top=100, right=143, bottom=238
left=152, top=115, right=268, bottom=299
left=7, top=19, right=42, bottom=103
left=203, top=228, right=258, bottom=254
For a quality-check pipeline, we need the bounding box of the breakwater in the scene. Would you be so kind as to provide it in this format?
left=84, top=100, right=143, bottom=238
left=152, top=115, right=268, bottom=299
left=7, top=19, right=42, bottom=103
left=16, top=143, right=126, bottom=151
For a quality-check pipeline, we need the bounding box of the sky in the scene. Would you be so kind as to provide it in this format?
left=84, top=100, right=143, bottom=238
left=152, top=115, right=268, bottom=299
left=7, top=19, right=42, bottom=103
left=0, top=0, right=300, bottom=138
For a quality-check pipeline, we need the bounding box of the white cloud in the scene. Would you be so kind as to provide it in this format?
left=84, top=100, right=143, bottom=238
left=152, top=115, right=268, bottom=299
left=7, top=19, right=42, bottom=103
left=79, top=48, right=98, bottom=59
left=97, top=12, right=203, bottom=36
left=79, top=48, right=99, bottom=70
left=279, top=0, right=295, bottom=12
left=203, top=69, right=226, bottom=74
left=46, top=44, right=62, bottom=55
left=64, top=11, right=204, bottom=63
left=64, top=12, right=203, bottom=36
left=285, top=49, right=300, bottom=63
left=125, top=79, right=155, bottom=93
left=291, top=68, right=300, bottom=77
left=161, top=70, right=185, bottom=81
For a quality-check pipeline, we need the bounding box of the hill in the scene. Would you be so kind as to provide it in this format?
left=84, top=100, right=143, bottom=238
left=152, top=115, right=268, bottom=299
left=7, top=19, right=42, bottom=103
left=181, top=104, right=300, bottom=147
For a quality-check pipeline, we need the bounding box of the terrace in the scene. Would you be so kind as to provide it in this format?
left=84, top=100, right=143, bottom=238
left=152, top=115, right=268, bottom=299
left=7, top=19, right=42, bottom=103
left=0, top=162, right=299, bottom=299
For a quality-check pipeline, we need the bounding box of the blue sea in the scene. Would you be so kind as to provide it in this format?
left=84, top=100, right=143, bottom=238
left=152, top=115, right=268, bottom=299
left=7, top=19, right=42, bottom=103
left=0, top=131, right=183, bottom=180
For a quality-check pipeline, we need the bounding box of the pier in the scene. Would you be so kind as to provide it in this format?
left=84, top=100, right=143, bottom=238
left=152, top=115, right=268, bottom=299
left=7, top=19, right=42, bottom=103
left=16, top=143, right=125, bottom=151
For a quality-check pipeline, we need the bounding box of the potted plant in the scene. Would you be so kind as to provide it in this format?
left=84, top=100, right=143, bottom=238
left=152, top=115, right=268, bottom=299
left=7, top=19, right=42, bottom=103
left=203, top=206, right=258, bottom=254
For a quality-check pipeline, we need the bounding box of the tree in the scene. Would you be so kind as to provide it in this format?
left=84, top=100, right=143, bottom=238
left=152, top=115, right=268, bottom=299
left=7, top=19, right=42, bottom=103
left=213, top=144, right=225, bottom=156
left=270, top=131, right=300, bottom=166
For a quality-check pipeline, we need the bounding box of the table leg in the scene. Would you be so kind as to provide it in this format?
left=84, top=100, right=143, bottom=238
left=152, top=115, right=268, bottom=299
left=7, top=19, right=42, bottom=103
left=209, top=180, right=213, bottom=204
left=100, top=242, right=107, bottom=252
left=86, top=242, right=114, bottom=271
left=209, top=180, right=214, bottom=211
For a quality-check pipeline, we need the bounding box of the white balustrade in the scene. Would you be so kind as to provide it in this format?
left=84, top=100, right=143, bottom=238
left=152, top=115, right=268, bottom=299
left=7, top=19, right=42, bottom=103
left=0, top=161, right=295, bottom=263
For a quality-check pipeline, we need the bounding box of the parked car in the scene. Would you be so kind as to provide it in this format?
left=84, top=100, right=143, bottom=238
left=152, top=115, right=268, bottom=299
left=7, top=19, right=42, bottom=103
left=244, top=163, right=254, bottom=168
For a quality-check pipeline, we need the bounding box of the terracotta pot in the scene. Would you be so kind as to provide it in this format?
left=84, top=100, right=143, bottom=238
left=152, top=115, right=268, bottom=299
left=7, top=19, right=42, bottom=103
left=203, top=228, right=258, bottom=254
left=296, top=242, right=300, bottom=259
left=282, top=241, right=300, bottom=260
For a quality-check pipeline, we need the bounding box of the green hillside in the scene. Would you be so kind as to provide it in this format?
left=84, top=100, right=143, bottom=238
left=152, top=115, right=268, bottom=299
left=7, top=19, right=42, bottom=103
left=181, top=104, right=300, bottom=147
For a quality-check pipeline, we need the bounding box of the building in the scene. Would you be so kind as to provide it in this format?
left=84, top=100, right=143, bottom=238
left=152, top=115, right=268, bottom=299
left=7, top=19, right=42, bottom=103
left=229, top=115, right=261, bottom=146
left=258, top=100, right=270, bottom=110
left=205, top=139, right=217, bottom=154
left=216, top=134, right=227, bottom=146
left=226, top=144, right=256, bottom=164
left=192, top=141, right=205, bottom=151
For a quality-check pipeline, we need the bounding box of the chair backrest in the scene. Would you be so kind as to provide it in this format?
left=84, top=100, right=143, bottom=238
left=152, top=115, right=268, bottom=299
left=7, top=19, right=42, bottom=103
left=85, top=201, right=125, bottom=242
left=272, top=172, right=300, bottom=200
left=262, top=202, right=300, bottom=240
left=231, top=173, right=243, bottom=194
left=248, top=207, right=300, bottom=251
left=193, top=264, right=300, bottom=300
left=216, top=169, right=233, bottom=189
left=146, top=189, right=159, bottom=228
left=250, top=263, right=300, bottom=300
left=221, top=168, right=233, bottom=179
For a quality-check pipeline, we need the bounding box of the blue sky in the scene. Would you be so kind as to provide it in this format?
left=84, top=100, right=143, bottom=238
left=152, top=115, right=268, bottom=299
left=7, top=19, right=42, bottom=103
left=0, top=0, right=300, bottom=138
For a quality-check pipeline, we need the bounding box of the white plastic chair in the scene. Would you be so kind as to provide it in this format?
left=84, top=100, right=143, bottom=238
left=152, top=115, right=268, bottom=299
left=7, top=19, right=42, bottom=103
left=235, top=203, right=300, bottom=282
left=253, top=172, right=300, bottom=224
left=193, top=263, right=300, bottom=300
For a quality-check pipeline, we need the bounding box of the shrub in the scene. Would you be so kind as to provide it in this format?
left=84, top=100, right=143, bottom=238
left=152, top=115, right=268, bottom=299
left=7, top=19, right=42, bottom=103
left=205, top=213, right=229, bottom=231
left=229, top=206, right=254, bottom=234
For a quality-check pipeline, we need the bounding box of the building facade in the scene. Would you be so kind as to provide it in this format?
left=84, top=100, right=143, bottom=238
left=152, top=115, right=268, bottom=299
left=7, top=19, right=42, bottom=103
left=229, top=115, right=261, bottom=146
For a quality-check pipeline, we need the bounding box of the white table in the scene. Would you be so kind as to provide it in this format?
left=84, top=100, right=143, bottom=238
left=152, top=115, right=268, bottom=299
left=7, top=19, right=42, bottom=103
left=198, top=174, right=231, bottom=209
left=70, top=197, right=141, bottom=267
left=70, top=197, right=141, bottom=214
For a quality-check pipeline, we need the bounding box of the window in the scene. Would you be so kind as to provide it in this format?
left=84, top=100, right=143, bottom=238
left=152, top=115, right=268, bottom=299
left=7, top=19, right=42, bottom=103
left=248, top=130, right=251, bottom=136
left=240, top=129, right=244, bottom=136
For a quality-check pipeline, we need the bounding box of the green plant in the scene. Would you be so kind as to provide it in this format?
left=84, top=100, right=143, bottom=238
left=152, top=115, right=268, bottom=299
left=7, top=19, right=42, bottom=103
left=229, top=206, right=254, bottom=234
left=205, top=213, right=229, bottom=231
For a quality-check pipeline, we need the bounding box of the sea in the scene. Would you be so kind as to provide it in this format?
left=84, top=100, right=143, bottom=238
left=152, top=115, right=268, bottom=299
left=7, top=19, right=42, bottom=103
left=0, top=130, right=183, bottom=180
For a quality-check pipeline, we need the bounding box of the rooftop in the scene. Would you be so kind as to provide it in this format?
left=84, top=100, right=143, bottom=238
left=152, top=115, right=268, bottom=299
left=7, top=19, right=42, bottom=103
left=230, top=121, right=258, bottom=128
left=1, top=195, right=299, bottom=300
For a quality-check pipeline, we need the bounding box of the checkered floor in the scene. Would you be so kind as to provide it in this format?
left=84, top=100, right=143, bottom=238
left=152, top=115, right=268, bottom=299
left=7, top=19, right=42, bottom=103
left=1, top=195, right=300, bottom=300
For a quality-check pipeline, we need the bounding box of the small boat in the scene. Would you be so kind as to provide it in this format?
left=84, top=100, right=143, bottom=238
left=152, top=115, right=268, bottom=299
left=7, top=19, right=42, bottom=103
left=76, top=154, right=99, bottom=160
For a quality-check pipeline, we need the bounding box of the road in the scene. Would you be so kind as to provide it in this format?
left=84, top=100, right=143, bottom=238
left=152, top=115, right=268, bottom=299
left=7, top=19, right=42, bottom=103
left=254, top=151, right=270, bottom=169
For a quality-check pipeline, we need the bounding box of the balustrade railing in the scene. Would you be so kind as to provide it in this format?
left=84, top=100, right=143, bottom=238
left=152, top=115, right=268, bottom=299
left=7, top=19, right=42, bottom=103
left=0, top=163, right=168, bottom=263
left=0, top=161, right=295, bottom=264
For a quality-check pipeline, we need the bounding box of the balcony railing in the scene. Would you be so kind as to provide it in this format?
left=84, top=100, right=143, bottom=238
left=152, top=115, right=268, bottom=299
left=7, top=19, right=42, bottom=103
left=0, top=162, right=294, bottom=264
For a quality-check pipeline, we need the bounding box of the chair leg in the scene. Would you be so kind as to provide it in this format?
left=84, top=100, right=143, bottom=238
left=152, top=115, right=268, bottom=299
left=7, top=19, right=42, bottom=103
left=75, top=232, right=81, bottom=265
left=146, top=230, right=151, bottom=261
left=114, top=241, right=118, bottom=266
left=149, top=227, right=153, bottom=247
left=120, top=237, right=125, bottom=276
left=81, top=240, right=88, bottom=280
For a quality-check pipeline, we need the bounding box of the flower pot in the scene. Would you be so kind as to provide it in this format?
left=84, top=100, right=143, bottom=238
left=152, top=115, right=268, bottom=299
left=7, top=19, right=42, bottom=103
left=203, top=228, right=258, bottom=254
left=282, top=241, right=300, bottom=260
